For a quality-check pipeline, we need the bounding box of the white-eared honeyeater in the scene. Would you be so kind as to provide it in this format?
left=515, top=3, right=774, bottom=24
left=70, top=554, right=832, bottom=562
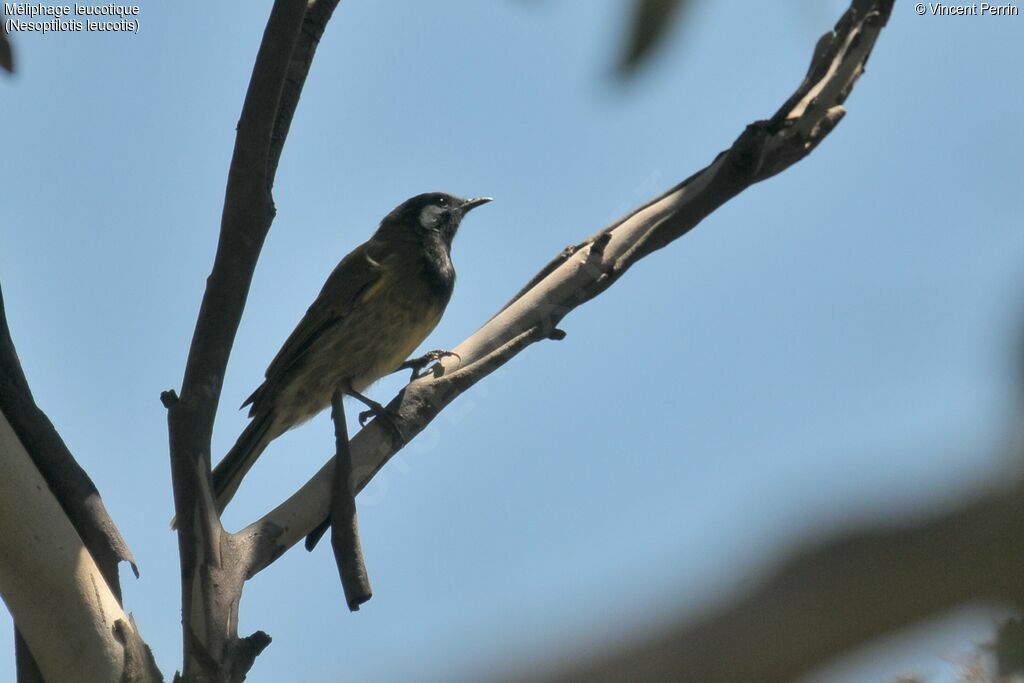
left=211, top=192, right=491, bottom=513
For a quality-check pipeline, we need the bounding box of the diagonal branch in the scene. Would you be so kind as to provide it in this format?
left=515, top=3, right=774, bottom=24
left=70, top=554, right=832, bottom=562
left=1, top=283, right=149, bottom=678
left=531, top=482, right=1024, bottom=683
left=0, top=284, right=137, bottom=589
left=0, top=408, right=159, bottom=682
left=238, top=0, right=894, bottom=570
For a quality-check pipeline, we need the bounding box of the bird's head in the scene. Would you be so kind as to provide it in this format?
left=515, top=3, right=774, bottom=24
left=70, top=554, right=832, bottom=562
left=379, top=192, right=492, bottom=248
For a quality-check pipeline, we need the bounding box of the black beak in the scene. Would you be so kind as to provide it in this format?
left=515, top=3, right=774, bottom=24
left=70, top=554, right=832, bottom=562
left=460, top=196, right=493, bottom=213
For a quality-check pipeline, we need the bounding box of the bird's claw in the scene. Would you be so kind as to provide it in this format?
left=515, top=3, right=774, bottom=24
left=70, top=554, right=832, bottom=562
left=401, top=349, right=461, bottom=381
left=358, top=404, right=405, bottom=445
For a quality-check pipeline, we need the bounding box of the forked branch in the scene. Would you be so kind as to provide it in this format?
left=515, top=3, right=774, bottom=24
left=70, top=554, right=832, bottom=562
left=163, top=0, right=341, bottom=680
left=168, top=1, right=895, bottom=681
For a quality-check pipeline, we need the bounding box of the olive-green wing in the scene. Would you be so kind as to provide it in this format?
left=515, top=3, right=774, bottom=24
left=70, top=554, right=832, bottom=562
left=242, top=239, right=385, bottom=413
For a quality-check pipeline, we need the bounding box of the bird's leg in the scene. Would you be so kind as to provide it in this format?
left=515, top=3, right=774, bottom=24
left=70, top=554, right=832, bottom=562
left=398, top=349, right=461, bottom=382
left=349, top=386, right=405, bottom=445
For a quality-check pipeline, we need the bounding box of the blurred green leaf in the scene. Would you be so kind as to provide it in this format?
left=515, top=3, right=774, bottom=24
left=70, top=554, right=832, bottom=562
left=618, top=0, right=690, bottom=75
left=996, top=618, right=1024, bottom=679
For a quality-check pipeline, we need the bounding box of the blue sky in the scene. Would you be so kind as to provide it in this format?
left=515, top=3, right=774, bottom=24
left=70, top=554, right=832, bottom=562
left=2, top=2, right=1023, bottom=681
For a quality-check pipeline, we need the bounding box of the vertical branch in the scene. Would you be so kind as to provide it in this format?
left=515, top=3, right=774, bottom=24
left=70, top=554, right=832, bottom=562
left=329, top=389, right=372, bottom=611
left=165, top=0, right=348, bottom=679
left=164, top=0, right=309, bottom=679
left=268, top=0, right=341, bottom=184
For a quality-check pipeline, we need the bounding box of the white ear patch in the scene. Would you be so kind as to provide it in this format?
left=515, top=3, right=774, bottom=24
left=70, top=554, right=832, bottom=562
left=419, top=204, right=446, bottom=229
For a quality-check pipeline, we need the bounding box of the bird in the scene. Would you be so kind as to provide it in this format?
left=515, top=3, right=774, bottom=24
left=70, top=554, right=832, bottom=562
left=210, top=192, right=491, bottom=515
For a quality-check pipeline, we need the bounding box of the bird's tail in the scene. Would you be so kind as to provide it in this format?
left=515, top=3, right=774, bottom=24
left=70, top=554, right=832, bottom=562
left=211, top=411, right=274, bottom=514
left=170, top=411, right=274, bottom=530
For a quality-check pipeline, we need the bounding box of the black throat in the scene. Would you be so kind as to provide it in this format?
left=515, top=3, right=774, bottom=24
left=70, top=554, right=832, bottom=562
left=420, top=233, right=456, bottom=298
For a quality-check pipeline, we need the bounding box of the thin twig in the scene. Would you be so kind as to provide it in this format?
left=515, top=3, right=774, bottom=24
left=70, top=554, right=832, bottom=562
left=330, top=388, right=372, bottom=610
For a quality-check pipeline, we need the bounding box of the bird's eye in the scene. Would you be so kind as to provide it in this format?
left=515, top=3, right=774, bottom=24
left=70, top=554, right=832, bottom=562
left=436, top=197, right=448, bottom=208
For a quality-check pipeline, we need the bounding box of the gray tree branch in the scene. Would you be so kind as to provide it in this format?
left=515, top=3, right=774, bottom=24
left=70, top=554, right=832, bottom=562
left=1, top=279, right=150, bottom=678
left=239, top=0, right=894, bottom=573
left=162, top=0, right=340, bottom=680
left=1, top=0, right=899, bottom=680
left=329, top=389, right=372, bottom=611
left=164, top=2, right=900, bottom=682
left=0, top=408, right=158, bottom=682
